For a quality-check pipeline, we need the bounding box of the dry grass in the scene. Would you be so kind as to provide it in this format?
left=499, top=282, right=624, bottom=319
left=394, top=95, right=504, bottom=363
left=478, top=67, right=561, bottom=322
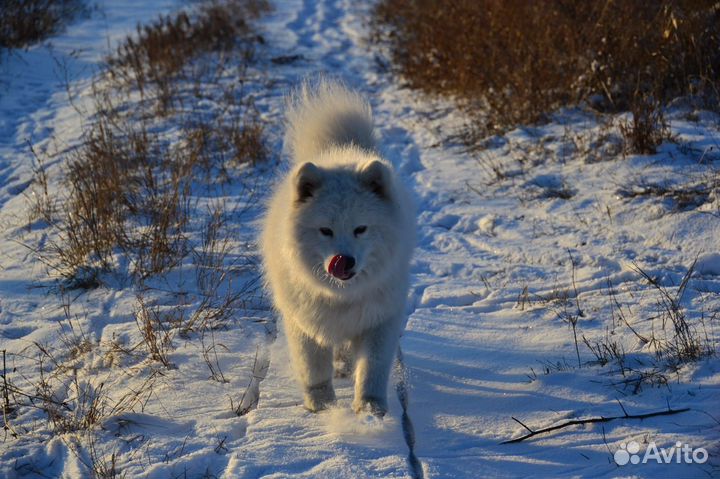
left=3, top=309, right=157, bottom=472
left=616, top=178, right=712, bottom=211
left=106, top=0, right=269, bottom=114
left=528, top=259, right=716, bottom=393
left=81, top=431, right=122, bottom=479
left=184, top=230, right=261, bottom=333
left=581, top=263, right=715, bottom=393
left=188, top=203, right=263, bottom=380
left=633, top=261, right=714, bottom=366
left=47, top=115, right=193, bottom=283
left=38, top=0, right=269, bottom=286
left=26, top=144, right=55, bottom=225
left=0, top=0, right=87, bottom=50
left=134, top=296, right=177, bottom=369
left=6, top=1, right=270, bottom=469
left=23, top=341, right=157, bottom=436
left=373, top=0, right=720, bottom=136
left=582, top=328, right=626, bottom=370
left=7, top=292, right=153, bottom=435
left=619, top=94, right=672, bottom=154
left=201, top=327, right=229, bottom=383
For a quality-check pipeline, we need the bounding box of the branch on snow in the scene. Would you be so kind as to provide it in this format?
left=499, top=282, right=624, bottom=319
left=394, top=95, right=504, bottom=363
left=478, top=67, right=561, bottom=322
left=501, top=401, right=690, bottom=444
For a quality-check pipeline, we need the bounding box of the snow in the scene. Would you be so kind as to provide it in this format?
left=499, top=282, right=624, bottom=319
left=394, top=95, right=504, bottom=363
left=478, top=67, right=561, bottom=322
left=1, top=0, right=720, bottom=478
left=696, top=253, right=720, bottom=276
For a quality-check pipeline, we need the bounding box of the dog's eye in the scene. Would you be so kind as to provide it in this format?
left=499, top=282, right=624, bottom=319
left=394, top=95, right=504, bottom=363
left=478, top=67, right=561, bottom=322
left=354, top=225, right=367, bottom=237
left=319, top=227, right=333, bottom=237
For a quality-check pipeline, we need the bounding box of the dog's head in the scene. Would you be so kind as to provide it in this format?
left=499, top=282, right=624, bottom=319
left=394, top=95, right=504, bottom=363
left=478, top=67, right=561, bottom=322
left=288, top=151, right=405, bottom=296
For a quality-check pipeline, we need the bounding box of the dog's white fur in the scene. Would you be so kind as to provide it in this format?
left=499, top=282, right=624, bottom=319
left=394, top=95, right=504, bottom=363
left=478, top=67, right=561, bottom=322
left=261, top=80, right=415, bottom=415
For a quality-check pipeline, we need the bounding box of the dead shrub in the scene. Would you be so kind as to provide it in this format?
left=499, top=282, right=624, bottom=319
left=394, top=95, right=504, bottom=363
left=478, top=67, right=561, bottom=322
left=78, top=431, right=122, bottom=479
left=372, top=0, right=720, bottom=136
left=134, top=296, right=177, bottom=369
left=44, top=0, right=268, bottom=285
left=583, top=329, right=626, bottom=371
left=575, top=263, right=715, bottom=393
left=0, top=0, right=87, bottom=50
left=191, top=203, right=262, bottom=379
left=616, top=178, right=711, bottom=211
left=27, top=341, right=157, bottom=435
left=7, top=0, right=269, bottom=464
left=619, top=93, right=672, bottom=154
left=633, top=261, right=713, bottom=366
left=227, top=117, right=267, bottom=166
left=184, top=211, right=261, bottom=333
left=51, top=114, right=192, bottom=282
left=49, top=113, right=263, bottom=287
left=26, top=144, right=55, bottom=226
left=106, top=0, right=270, bottom=114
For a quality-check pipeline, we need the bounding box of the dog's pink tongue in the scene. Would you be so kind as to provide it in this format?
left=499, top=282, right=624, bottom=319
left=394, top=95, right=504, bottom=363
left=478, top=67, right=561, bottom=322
left=328, top=255, right=349, bottom=279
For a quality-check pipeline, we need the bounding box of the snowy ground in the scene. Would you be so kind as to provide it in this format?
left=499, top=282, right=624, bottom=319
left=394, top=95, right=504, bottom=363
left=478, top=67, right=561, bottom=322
left=2, top=0, right=720, bottom=478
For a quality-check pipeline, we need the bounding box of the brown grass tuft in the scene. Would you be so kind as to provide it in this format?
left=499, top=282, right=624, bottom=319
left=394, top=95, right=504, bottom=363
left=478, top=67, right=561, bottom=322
left=619, top=93, right=672, bottom=154
left=134, top=296, right=177, bottom=369
left=373, top=0, right=720, bottom=135
left=106, top=0, right=269, bottom=114
left=43, top=0, right=269, bottom=285
left=0, top=0, right=87, bottom=50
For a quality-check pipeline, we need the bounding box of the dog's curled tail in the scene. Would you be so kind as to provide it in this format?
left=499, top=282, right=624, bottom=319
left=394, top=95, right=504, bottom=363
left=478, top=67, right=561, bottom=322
left=285, top=79, right=376, bottom=164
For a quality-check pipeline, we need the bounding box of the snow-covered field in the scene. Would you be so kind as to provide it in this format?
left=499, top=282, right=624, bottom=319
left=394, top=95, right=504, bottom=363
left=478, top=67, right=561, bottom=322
left=1, top=1, right=719, bottom=478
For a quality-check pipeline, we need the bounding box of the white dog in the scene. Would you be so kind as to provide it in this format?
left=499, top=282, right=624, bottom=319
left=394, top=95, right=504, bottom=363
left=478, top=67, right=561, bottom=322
left=261, top=80, right=416, bottom=416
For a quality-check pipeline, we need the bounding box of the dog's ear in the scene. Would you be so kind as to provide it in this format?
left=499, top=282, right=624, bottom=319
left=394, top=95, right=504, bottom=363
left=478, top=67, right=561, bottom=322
left=359, top=160, right=391, bottom=200
left=295, top=162, right=322, bottom=203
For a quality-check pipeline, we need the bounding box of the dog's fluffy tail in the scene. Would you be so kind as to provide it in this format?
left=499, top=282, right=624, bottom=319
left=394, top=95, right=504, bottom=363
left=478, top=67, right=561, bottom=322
left=285, top=79, right=376, bottom=164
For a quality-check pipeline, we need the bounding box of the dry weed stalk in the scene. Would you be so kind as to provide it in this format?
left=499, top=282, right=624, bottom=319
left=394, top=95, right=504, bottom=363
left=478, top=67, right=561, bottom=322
left=373, top=0, right=720, bottom=137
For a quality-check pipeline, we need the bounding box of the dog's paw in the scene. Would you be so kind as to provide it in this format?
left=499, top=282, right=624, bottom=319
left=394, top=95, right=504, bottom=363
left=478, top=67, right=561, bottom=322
left=304, top=380, right=336, bottom=412
left=352, top=396, right=387, bottom=418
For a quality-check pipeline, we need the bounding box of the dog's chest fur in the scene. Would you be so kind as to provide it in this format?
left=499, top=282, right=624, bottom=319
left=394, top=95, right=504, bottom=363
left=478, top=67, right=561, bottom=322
left=276, top=272, right=406, bottom=345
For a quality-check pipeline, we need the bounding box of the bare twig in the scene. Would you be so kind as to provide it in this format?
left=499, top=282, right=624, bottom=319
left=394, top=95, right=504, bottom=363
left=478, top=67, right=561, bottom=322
left=501, top=404, right=690, bottom=444
left=564, top=250, right=583, bottom=368
left=510, top=416, right=533, bottom=433
left=2, top=349, right=18, bottom=439
left=201, top=327, right=228, bottom=383
left=2, top=351, right=11, bottom=415
left=606, top=277, right=648, bottom=344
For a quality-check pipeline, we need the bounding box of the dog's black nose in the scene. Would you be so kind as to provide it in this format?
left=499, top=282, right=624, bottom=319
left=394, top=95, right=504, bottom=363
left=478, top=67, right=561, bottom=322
left=344, top=256, right=356, bottom=271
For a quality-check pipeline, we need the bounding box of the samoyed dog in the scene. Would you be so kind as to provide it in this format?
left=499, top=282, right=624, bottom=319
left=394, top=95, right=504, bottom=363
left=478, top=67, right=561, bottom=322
left=261, top=80, right=415, bottom=416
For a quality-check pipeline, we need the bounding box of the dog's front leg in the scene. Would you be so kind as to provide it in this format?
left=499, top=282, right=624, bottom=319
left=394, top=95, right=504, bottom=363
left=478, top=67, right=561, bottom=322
left=352, top=320, right=402, bottom=417
left=285, top=320, right=335, bottom=412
